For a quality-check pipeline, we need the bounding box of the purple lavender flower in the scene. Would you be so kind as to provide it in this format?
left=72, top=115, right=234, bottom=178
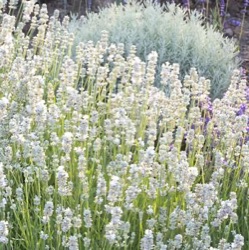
left=205, top=117, right=210, bottom=125
left=227, top=19, right=241, bottom=27
left=182, top=0, right=190, bottom=8
left=244, top=0, right=249, bottom=8
left=241, top=0, right=249, bottom=14
left=220, top=0, right=226, bottom=17
left=236, top=104, right=247, bottom=116
left=222, top=159, right=228, bottom=166
left=245, top=135, right=249, bottom=144
left=207, top=98, right=213, bottom=114
left=240, top=67, right=247, bottom=79
left=245, top=87, right=249, bottom=101
left=214, top=127, right=221, bottom=138
left=87, top=0, right=92, bottom=12
left=201, top=116, right=210, bottom=136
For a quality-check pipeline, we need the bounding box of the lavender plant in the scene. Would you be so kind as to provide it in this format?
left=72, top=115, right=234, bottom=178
left=0, top=1, right=248, bottom=249
left=68, top=0, right=240, bottom=100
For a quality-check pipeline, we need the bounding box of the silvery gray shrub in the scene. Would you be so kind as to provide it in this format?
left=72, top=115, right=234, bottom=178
left=68, top=0, right=240, bottom=99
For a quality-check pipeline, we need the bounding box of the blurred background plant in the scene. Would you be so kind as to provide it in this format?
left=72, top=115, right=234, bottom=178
left=68, top=1, right=240, bottom=99
left=29, top=0, right=249, bottom=81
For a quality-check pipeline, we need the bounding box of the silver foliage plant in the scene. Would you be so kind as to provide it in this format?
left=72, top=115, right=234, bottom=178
left=68, top=0, right=240, bottom=100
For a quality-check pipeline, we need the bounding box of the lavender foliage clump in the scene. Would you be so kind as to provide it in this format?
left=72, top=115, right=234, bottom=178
left=68, top=1, right=240, bottom=100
